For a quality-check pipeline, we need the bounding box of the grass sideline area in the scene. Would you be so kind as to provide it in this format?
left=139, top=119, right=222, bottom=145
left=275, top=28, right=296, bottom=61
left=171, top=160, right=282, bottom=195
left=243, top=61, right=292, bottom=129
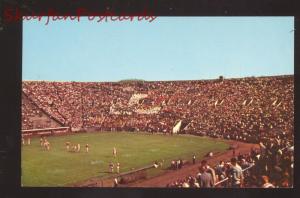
left=21, top=132, right=229, bottom=186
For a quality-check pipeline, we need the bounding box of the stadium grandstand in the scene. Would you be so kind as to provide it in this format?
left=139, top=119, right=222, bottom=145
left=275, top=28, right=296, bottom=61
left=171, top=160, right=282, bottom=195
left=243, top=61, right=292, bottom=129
left=22, top=75, right=293, bottom=142
left=21, top=75, right=294, bottom=187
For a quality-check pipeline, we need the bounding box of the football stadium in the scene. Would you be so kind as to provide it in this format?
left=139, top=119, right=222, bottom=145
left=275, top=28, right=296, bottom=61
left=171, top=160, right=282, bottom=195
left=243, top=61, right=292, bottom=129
left=21, top=76, right=294, bottom=187
left=21, top=17, right=294, bottom=188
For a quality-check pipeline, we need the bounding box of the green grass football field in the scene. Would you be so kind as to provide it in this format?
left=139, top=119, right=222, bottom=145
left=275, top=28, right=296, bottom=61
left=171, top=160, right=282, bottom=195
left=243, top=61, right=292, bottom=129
left=21, top=132, right=229, bottom=186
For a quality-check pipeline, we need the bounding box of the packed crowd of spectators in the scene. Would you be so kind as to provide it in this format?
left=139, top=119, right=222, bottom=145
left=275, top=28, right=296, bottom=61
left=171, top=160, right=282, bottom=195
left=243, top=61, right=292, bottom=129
left=22, top=93, right=41, bottom=129
left=22, top=75, right=293, bottom=143
left=167, top=132, right=293, bottom=188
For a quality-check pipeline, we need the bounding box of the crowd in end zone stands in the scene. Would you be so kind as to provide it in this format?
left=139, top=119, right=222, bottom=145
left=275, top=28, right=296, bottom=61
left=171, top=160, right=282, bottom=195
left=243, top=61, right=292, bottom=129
left=21, top=75, right=294, bottom=187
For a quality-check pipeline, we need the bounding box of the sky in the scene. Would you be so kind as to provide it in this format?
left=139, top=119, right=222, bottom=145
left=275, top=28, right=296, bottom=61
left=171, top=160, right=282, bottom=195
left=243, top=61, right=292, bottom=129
left=23, top=17, right=294, bottom=82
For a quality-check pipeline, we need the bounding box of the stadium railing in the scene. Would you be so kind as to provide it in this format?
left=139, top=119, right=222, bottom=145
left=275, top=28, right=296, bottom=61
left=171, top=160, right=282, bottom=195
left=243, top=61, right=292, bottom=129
left=214, top=164, right=255, bottom=187
left=22, top=127, right=70, bottom=136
